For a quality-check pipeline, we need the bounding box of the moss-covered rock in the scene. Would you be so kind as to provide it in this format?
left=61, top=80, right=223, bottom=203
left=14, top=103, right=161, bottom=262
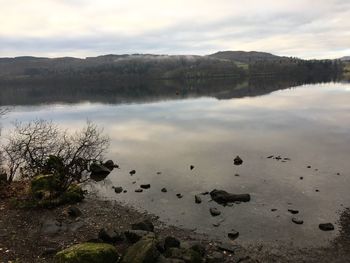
left=31, top=174, right=84, bottom=207
left=59, top=184, right=85, bottom=204
left=55, top=243, right=119, bottom=263
left=122, top=236, right=160, bottom=263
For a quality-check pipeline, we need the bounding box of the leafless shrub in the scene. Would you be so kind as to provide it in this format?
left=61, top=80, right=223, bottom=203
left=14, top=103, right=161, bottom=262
left=2, top=119, right=109, bottom=189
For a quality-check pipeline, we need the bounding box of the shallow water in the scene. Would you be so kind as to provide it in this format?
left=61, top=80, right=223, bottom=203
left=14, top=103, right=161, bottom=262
left=2, top=81, right=350, bottom=247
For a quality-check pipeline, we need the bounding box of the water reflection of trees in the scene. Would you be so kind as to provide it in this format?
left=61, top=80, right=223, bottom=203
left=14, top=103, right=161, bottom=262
left=0, top=73, right=342, bottom=106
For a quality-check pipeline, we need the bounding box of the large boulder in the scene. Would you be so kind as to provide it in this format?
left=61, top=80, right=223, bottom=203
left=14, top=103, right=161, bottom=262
left=90, top=163, right=111, bottom=176
left=122, top=236, right=160, bottom=263
left=55, top=243, right=120, bottom=263
left=103, top=160, right=116, bottom=170
left=210, top=189, right=250, bottom=205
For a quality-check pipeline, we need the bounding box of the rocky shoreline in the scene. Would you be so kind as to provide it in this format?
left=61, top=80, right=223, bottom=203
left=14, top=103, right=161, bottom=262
left=1, top=187, right=350, bottom=263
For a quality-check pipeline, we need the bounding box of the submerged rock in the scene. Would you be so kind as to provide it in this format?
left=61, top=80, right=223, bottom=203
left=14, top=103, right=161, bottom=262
left=135, top=189, right=143, bottom=193
left=190, top=165, right=195, bottom=170
left=130, top=170, right=136, bottom=175
left=176, top=194, right=183, bottom=199
left=161, top=188, right=168, bottom=193
left=233, top=156, right=243, bottom=165
left=55, top=243, right=119, bottom=263
left=140, top=184, right=151, bottom=189
left=288, top=209, right=299, bottom=214
left=210, top=208, right=221, bottom=217
left=319, top=223, right=335, bottom=231
left=210, top=189, right=250, bottom=205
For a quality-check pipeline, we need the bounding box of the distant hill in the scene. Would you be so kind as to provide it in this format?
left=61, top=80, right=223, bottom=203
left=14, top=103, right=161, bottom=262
left=340, top=56, right=350, bottom=61
left=208, top=51, right=290, bottom=63
left=0, top=51, right=342, bottom=83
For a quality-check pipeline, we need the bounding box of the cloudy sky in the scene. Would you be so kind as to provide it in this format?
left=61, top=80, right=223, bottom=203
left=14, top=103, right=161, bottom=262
left=0, top=0, right=349, bottom=58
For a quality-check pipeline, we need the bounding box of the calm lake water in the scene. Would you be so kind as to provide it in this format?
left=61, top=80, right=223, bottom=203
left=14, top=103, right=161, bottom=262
left=1, top=80, right=350, bottom=247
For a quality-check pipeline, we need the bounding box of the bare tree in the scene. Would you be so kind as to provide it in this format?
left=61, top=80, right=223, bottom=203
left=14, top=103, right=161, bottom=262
left=2, top=119, right=109, bottom=189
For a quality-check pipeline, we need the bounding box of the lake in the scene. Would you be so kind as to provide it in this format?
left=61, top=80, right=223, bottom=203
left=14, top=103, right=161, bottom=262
left=1, top=79, right=350, bottom=248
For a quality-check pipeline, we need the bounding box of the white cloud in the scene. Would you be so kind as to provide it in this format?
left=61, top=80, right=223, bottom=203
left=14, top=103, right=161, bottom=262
left=0, top=0, right=349, bottom=58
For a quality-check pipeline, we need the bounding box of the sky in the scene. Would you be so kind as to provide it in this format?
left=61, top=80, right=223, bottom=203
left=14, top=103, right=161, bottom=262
left=0, top=0, right=349, bottom=59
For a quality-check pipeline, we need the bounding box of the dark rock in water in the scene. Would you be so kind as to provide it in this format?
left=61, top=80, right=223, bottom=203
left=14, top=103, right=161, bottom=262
left=288, top=209, right=299, bottom=214
left=275, top=156, right=282, bottom=160
left=99, top=228, right=124, bottom=243
left=210, top=189, right=250, bottom=205
left=194, top=195, right=202, bottom=204
left=267, top=155, right=274, bottom=159
left=307, top=165, right=311, bottom=168
left=284, top=157, right=291, bottom=161
left=140, top=184, right=151, bottom=189
left=67, top=206, right=82, bottom=217
left=104, top=160, right=115, bottom=170
left=228, top=230, right=239, bottom=240
left=190, top=165, right=194, bottom=170
left=176, top=194, right=183, bottom=199
left=201, top=191, right=209, bottom=195
left=157, top=172, right=162, bottom=175
left=300, top=177, right=303, bottom=180
left=315, top=189, right=320, bottom=192
left=132, top=219, right=154, bottom=232
left=123, top=190, right=127, bottom=193
left=135, top=189, right=143, bottom=193
left=161, top=188, right=168, bottom=193
left=113, top=186, right=123, bottom=194
left=210, top=208, right=221, bottom=216
left=130, top=170, right=136, bottom=175
left=292, top=218, right=304, bottom=225
left=90, top=163, right=111, bottom=176
left=234, top=174, right=240, bottom=177
left=164, top=236, right=181, bottom=250
left=319, top=223, right=335, bottom=231
left=271, top=208, right=277, bottom=212
left=124, top=230, right=155, bottom=244
left=233, top=156, right=243, bottom=165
